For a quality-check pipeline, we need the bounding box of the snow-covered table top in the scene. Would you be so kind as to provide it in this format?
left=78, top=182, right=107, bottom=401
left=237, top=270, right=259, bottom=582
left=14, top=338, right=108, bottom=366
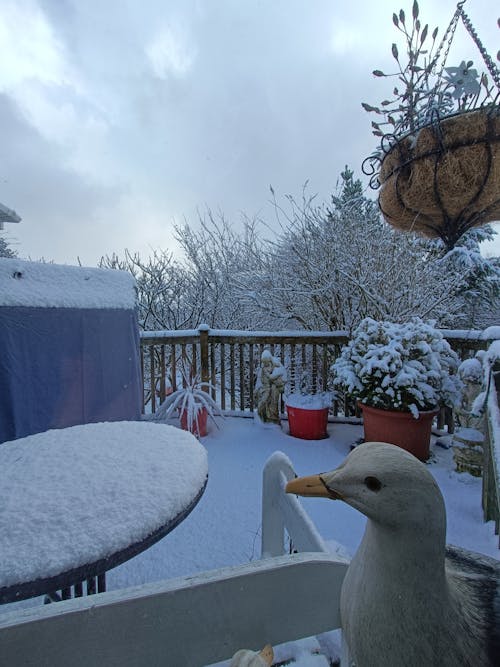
left=0, top=421, right=208, bottom=603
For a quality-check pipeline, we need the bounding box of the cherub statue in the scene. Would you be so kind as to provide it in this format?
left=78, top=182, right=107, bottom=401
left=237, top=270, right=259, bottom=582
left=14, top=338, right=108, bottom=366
left=255, top=350, right=286, bottom=425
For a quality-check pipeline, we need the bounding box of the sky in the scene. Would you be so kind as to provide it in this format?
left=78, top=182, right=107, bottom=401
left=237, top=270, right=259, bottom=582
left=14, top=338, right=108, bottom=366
left=0, top=0, right=499, bottom=266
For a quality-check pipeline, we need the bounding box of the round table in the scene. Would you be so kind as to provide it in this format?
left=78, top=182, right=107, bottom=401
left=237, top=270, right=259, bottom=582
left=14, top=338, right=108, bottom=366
left=0, top=421, right=208, bottom=604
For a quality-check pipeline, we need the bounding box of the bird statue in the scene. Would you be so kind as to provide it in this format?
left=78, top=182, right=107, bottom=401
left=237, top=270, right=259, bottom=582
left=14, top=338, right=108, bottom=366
left=286, top=441, right=500, bottom=667
left=230, top=644, right=274, bottom=667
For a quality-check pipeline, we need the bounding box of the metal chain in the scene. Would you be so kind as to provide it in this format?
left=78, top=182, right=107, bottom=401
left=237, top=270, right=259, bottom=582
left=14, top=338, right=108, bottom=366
left=461, top=10, right=500, bottom=91
left=426, top=2, right=465, bottom=113
left=431, top=1, right=465, bottom=80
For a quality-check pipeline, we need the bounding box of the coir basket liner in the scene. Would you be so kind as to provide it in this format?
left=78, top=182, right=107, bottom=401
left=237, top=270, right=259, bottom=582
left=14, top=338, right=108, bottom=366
left=378, top=107, right=500, bottom=248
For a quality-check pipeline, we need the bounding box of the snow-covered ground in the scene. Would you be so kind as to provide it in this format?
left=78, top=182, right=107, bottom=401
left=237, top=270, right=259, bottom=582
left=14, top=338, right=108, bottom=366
left=1, top=415, right=498, bottom=664
left=111, top=416, right=498, bottom=590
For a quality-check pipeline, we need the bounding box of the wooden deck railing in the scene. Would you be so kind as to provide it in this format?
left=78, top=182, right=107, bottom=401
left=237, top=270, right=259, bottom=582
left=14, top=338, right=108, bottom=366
left=483, top=362, right=500, bottom=545
left=140, top=326, right=351, bottom=415
left=140, top=326, right=492, bottom=417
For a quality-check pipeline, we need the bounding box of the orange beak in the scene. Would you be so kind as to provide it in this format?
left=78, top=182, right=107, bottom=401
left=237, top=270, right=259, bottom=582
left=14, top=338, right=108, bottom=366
left=285, top=474, right=343, bottom=500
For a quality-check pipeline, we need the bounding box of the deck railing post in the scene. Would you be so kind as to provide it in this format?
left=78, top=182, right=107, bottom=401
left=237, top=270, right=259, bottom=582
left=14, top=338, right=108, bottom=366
left=199, top=325, right=210, bottom=392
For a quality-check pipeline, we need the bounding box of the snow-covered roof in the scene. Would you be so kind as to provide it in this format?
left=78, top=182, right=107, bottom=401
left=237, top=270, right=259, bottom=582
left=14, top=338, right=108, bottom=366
left=0, top=258, right=137, bottom=309
left=0, top=202, right=21, bottom=229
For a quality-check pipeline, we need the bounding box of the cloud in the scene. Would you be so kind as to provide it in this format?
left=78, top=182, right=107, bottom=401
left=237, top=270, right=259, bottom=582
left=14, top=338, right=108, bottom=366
left=0, top=0, right=498, bottom=265
left=146, top=24, right=196, bottom=79
left=0, top=94, right=123, bottom=262
left=0, top=0, right=72, bottom=89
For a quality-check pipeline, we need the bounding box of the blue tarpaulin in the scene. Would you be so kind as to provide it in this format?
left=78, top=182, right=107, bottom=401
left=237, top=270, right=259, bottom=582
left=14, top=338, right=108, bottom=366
left=0, top=259, right=142, bottom=443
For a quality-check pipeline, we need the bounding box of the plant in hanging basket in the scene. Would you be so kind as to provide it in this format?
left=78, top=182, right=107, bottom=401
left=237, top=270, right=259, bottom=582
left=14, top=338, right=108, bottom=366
left=362, top=1, right=500, bottom=250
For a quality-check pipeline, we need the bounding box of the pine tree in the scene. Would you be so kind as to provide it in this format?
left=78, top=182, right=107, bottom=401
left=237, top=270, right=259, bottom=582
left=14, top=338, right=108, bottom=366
left=0, top=236, right=16, bottom=258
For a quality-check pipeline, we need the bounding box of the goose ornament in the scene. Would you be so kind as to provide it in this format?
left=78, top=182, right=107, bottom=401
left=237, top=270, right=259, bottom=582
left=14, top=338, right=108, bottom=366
left=286, top=441, right=500, bottom=667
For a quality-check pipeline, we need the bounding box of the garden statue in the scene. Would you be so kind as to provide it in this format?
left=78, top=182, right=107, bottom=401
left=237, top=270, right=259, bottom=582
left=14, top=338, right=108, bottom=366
left=452, top=351, right=485, bottom=477
left=456, top=352, right=485, bottom=430
left=255, top=350, right=286, bottom=425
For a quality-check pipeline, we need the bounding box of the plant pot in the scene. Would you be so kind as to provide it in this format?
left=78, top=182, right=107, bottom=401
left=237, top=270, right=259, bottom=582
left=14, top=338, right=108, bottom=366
left=286, top=405, right=329, bottom=440
left=378, top=108, right=500, bottom=248
left=359, top=403, right=438, bottom=461
left=180, top=406, right=208, bottom=437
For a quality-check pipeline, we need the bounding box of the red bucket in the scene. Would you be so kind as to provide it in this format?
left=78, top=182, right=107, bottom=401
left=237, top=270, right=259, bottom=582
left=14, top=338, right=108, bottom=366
left=287, top=406, right=329, bottom=440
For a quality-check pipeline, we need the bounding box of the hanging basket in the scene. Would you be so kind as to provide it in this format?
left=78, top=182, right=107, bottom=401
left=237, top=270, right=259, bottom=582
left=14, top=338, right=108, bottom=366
left=378, top=107, right=500, bottom=248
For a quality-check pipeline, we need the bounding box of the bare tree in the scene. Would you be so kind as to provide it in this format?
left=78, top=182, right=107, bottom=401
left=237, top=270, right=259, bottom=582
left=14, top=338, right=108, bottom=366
left=234, top=168, right=499, bottom=333
left=103, top=168, right=499, bottom=333
left=100, top=249, right=203, bottom=330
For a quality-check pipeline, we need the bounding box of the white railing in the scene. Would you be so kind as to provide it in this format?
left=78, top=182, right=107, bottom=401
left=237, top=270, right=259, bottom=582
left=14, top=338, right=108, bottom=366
left=260, top=451, right=352, bottom=665
left=261, top=451, right=328, bottom=557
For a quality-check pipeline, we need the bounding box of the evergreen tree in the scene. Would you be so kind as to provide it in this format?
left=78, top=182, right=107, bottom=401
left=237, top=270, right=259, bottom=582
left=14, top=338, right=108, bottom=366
left=0, top=235, right=16, bottom=258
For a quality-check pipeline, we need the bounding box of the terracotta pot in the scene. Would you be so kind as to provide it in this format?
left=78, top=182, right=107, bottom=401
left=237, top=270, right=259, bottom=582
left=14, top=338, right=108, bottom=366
left=286, top=405, right=329, bottom=440
left=359, top=403, right=438, bottom=461
left=180, top=406, right=208, bottom=437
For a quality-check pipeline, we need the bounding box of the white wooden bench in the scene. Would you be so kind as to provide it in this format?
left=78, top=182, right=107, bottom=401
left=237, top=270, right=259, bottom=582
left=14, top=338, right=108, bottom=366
left=0, top=553, right=347, bottom=667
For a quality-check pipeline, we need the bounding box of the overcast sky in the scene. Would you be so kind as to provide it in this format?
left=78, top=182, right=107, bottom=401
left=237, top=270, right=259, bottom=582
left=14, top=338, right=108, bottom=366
left=1, top=0, right=499, bottom=265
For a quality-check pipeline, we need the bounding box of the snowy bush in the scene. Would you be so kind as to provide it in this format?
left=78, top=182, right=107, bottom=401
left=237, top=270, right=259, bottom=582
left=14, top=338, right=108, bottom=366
left=331, top=317, right=463, bottom=416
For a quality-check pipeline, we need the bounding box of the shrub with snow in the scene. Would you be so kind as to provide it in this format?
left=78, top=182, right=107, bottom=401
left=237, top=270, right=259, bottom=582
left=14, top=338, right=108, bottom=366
left=331, top=317, right=463, bottom=417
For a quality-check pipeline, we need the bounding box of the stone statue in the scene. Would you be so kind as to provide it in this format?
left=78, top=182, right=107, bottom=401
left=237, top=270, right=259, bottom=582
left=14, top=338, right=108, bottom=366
left=453, top=352, right=485, bottom=477
left=255, top=350, right=286, bottom=425
left=456, top=353, right=484, bottom=430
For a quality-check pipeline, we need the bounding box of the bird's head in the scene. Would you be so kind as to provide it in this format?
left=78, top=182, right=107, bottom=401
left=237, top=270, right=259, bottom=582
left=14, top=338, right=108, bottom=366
left=286, top=441, right=446, bottom=532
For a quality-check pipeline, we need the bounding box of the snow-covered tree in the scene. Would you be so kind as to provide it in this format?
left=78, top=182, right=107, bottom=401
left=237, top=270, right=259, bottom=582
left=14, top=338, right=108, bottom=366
left=106, top=167, right=499, bottom=332
left=0, top=235, right=16, bottom=258
left=99, top=249, right=202, bottom=331
left=174, top=210, right=268, bottom=329
left=427, top=227, right=500, bottom=328
left=235, top=167, right=500, bottom=332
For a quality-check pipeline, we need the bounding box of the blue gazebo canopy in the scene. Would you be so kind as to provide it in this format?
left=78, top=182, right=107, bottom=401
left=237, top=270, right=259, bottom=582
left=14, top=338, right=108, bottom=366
left=0, top=259, right=142, bottom=443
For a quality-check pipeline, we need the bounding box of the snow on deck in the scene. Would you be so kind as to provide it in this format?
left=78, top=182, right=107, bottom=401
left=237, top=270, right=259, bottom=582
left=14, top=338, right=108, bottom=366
left=1, top=417, right=497, bottom=623
left=0, top=422, right=208, bottom=589
left=0, top=258, right=137, bottom=309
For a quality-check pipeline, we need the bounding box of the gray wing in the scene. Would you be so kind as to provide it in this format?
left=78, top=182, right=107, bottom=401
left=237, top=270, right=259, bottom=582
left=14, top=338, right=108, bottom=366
left=445, top=544, right=500, bottom=666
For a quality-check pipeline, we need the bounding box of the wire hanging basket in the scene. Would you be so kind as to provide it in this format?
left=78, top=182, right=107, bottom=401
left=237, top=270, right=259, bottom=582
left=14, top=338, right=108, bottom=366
left=378, top=106, right=500, bottom=249
left=363, top=1, right=500, bottom=250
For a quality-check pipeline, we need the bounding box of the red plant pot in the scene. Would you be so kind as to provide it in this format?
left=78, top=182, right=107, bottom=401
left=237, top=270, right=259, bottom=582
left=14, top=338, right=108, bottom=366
left=180, top=406, right=208, bottom=437
left=359, top=403, right=438, bottom=461
left=286, top=406, right=329, bottom=440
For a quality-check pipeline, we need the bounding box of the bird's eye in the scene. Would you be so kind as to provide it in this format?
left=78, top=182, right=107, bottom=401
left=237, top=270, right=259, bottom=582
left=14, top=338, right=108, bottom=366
left=364, top=476, right=382, bottom=492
